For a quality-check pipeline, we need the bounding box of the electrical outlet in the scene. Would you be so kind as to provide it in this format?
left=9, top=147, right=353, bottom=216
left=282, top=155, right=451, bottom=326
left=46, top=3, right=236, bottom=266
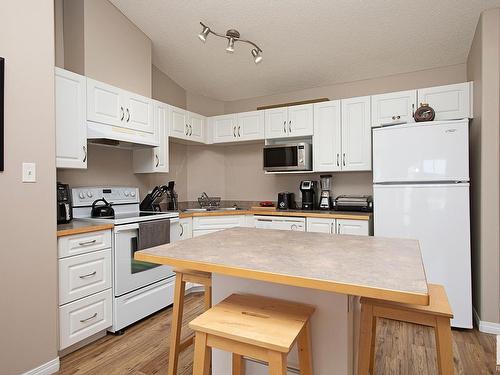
left=22, top=162, right=36, bottom=183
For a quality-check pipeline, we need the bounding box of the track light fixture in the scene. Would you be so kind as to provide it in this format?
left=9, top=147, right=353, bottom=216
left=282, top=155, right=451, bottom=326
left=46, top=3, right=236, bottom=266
left=198, top=22, right=263, bottom=64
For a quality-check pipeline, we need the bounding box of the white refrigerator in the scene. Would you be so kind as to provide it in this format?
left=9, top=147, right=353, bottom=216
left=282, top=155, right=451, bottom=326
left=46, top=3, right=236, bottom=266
left=373, top=119, right=472, bottom=328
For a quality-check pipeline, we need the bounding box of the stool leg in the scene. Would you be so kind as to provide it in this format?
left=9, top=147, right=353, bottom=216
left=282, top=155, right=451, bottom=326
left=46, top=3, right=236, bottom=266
left=268, top=351, right=287, bottom=375
left=204, top=284, right=212, bottom=374
left=232, top=354, right=245, bottom=375
left=192, top=332, right=210, bottom=375
left=434, top=316, right=454, bottom=375
left=297, top=321, right=313, bottom=375
left=167, top=272, right=186, bottom=375
left=358, top=303, right=375, bottom=375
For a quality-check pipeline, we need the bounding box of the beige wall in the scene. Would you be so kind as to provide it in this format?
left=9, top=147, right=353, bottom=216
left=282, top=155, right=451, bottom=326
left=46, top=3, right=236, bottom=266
left=186, top=92, right=225, bottom=117
left=224, top=64, right=467, bottom=113
left=0, top=1, right=58, bottom=374
left=63, top=0, right=152, bottom=97
left=54, top=0, right=64, bottom=67
left=152, top=64, right=186, bottom=109
left=467, top=8, right=500, bottom=324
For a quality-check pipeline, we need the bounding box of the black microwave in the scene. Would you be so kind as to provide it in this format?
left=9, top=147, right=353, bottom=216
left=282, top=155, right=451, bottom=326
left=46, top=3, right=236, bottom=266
left=263, top=143, right=312, bottom=172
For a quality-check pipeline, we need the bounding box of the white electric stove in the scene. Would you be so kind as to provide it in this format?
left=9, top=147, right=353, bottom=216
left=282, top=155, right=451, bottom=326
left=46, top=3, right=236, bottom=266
left=72, top=186, right=179, bottom=333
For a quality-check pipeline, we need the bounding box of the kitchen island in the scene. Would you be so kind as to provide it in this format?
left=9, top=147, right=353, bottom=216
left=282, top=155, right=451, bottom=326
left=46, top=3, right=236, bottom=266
left=135, top=227, right=428, bottom=374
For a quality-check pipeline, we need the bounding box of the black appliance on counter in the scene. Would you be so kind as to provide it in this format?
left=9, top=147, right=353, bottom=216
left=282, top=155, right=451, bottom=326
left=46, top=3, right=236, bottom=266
left=333, top=195, right=373, bottom=212
left=277, top=191, right=295, bottom=210
left=91, top=198, right=115, bottom=218
left=299, top=180, right=318, bottom=210
left=57, top=182, right=73, bottom=224
left=140, top=181, right=178, bottom=212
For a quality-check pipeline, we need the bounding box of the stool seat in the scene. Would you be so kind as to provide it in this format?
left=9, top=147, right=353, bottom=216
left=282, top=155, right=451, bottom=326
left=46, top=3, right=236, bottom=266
left=190, top=293, right=315, bottom=353
left=190, top=294, right=315, bottom=375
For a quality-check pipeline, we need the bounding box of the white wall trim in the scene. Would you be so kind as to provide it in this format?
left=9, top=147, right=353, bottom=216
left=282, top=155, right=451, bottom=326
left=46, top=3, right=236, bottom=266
left=473, top=308, right=500, bottom=334
left=21, top=357, right=59, bottom=375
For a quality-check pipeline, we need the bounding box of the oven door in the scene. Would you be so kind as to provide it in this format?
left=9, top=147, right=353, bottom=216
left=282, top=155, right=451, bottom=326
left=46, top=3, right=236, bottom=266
left=263, top=145, right=300, bottom=171
left=113, top=220, right=176, bottom=297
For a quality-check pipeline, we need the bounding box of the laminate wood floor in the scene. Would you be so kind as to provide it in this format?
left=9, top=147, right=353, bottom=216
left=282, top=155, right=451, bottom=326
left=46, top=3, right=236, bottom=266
left=58, top=292, right=496, bottom=375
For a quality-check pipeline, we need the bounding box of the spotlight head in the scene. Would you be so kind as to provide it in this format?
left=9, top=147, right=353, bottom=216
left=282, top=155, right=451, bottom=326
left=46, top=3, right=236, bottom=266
left=198, top=26, right=210, bottom=42
left=252, top=48, right=263, bottom=64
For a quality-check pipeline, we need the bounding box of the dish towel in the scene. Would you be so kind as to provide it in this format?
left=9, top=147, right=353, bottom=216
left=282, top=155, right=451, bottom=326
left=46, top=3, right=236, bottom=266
left=138, top=219, right=171, bottom=250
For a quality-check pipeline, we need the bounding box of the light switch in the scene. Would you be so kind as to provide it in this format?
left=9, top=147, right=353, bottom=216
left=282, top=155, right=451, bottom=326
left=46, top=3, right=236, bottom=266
left=22, top=162, right=36, bottom=183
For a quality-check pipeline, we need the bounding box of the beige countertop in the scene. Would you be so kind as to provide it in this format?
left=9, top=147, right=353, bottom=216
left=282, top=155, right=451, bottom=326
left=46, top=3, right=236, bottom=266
left=179, top=208, right=372, bottom=221
left=57, top=221, right=114, bottom=237
left=136, top=227, right=428, bottom=305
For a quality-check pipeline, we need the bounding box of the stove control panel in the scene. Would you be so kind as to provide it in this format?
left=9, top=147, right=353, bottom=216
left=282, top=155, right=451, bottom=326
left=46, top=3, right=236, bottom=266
left=71, top=187, right=140, bottom=207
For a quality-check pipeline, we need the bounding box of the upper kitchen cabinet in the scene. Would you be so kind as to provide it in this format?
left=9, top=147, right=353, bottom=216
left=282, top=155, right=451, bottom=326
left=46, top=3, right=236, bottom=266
left=265, top=104, right=313, bottom=139
left=211, top=111, right=265, bottom=143
left=86, top=78, right=156, bottom=146
left=417, top=82, right=473, bottom=121
left=371, top=90, right=417, bottom=127
left=341, top=96, right=372, bottom=171
left=313, top=100, right=341, bottom=172
left=133, top=101, right=169, bottom=173
left=169, top=106, right=206, bottom=143
left=55, top=68, right=87, bottom=169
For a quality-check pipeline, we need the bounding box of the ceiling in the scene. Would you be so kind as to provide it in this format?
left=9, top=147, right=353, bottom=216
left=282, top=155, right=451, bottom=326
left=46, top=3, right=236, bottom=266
left=110, top=0, right=500, bottom=101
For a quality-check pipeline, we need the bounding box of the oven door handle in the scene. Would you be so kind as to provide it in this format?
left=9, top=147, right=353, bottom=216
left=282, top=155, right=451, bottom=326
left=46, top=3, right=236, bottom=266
left=113, top=218, right=179, bottom=233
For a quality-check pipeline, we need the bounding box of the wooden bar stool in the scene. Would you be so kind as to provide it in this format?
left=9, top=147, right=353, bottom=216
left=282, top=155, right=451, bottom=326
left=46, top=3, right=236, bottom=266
left=168, top=269, right=212, bottom=375
left=189, top=293, right=315, bottom=375
left=358, top=284, right=454, bottom=375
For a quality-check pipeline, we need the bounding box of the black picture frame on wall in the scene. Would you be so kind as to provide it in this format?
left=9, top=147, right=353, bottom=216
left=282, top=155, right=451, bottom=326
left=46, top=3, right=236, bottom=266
left=0, top=57, right=4, bottom=171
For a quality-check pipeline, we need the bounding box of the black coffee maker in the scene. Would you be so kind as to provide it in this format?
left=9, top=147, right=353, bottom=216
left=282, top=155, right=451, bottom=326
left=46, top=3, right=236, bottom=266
left=300, top=180, right=317, bottom=210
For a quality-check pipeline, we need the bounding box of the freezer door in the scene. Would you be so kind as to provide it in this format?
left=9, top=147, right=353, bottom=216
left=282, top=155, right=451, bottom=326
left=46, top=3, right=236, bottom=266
left=373, top=183, right=472, bottom=328
left=373, top=120, right=469, bottom=183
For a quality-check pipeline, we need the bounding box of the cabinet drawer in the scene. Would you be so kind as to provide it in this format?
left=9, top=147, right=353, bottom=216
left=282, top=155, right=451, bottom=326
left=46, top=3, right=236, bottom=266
left=193, top=215, right=245, bottom=230
left=59, top=289, right=112, bottom=350
left=58, top=229, right=112, bottom=258
left=59, top=249, right=111, bottom=305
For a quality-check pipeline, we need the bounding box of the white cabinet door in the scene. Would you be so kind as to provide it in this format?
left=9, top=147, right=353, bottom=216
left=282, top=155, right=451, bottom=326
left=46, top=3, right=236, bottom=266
left=170, top=106, right=188, bottom=140
left=189, top=112, right=205, bottom=142
left=265, top=107, right=288, bottom=139
left=306, top=217, right=335, bottom=234
left=179, top=218, right=193, bottom=240
left=371, top=90, right=417, bottom=127
left=132, top=101, right=169, bottom=173
left=55, top=68, right=87, bottom=169
left=212, top=114, right=237, bottom=143
left=417, top=82, right=472, bottom=121
left=336, top=219, right=369, bottom=236
left=341, top=96, right=372, bottom=171
left=237, top=111, right=265, bottom=141
left=313, top=101, right=341, bottom=172
left=287, top=104, right=313, bottom=137
left=125, top=92, right=154, bottom=134
left=86, top=78, right=123, bottom=127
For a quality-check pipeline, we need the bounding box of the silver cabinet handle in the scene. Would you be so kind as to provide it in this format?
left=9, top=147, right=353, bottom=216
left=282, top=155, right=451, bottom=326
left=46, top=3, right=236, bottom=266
left=179, top=223, right=184, bottom=237
left=238, top=125, right=241, bottom=137
left=83, top=145, right=87, bottom=162
left=288, top=120, right=292, bottom=133
left=233, top=126, right=236, bottom=138
left=330, top=222, right=334, bottom=234
left=80, top=312, right=97, bottom=323
left=120, top=106, right=124, bottom=121
left=336, top=153, right=339, bottom=167
left=185, top=124, right=189, bottom=135
left=78, top=239, right=97, bottom=246
left=189, top=124, right=193, bottom=136
left=79, top=271, right=97, bottom=279
left=155, top=154, right=159, bottom=167
left=126, top=108, right=130, bottom=122
left=338, top=223, right=341, bottom=233
left=392, top=115, right=401, bottom=120
left=343, top=153, right=346, bottom=167
left=283, top=121, right=286, bottom=133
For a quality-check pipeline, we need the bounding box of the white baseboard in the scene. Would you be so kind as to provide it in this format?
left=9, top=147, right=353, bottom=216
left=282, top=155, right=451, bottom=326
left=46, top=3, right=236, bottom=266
left=21, top=357, right=59, bottom=375
left=473, top=308, right=500, bottom=334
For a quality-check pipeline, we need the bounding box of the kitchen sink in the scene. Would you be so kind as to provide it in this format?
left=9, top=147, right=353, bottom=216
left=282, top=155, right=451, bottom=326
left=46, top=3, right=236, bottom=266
left=182, top=207, right=239, bottom=212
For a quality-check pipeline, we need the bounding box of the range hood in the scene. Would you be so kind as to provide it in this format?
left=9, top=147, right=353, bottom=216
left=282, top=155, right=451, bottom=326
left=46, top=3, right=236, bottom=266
left=87, top=121, right=158, bottom=149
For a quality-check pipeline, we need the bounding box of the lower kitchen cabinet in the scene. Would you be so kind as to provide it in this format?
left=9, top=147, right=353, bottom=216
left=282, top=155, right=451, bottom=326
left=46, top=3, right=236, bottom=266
left=192, top=215, right=247, bottom=237
left=58, top=229, right=113, bottom=350
left=306, top=217, right=371, bottom=236
left=171, top=218, right=193, bottom=242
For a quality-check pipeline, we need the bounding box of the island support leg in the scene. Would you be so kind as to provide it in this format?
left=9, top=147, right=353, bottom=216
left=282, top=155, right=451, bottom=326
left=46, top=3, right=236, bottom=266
left=357, top=303, right=375, bottom=374
left=168, top=272, right=186, bottom=375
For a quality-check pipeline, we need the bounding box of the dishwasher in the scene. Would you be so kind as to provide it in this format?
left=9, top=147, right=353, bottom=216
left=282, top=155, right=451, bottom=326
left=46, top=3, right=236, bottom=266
left=254, top=215, right=306, bottom=231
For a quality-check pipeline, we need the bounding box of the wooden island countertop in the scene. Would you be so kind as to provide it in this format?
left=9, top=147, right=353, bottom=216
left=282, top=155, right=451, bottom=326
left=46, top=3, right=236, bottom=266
left=136, top=227, right=428, bottom=305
